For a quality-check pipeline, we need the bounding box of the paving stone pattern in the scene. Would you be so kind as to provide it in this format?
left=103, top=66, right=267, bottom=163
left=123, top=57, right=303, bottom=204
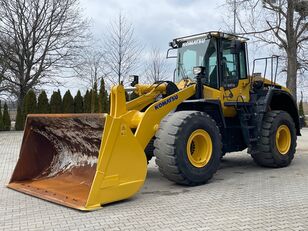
left=1, top=130, right=308, bottom=230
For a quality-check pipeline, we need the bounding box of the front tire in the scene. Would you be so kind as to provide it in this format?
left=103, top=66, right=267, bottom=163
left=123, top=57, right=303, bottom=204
left=154, top=111, right=222, bottom=186
left=251, top=110, right=296, bottom=167
left=145, top=138, right=155, bottom=163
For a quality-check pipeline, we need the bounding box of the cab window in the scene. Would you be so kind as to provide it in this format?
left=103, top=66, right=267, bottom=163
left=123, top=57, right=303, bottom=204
left=203, top=39, right=218, bottom=89
left=239, top=49, right=247, bottom=79
left=221, top=40, right=247, bottom=89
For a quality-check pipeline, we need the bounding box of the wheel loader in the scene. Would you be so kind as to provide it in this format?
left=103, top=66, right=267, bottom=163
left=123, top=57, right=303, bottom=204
left=8, top=31, right=301, bottom=211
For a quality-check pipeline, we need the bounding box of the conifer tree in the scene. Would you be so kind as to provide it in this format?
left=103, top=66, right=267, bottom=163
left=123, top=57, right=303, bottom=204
left=3, top=103, right=11, bottom=131
left=23, top=90, right=37, bottom=123
left=83, top=90, right=91, bottom=113
left=74, top=90, right=83, bottom=113
left=37, top=91, right=49, bottom=113
left=91, top=82, right=99, bottom=113
left=62, top=90, right=74, bottom=113
left=15, top=106, right=24, bottom=131
left=0, top=101, right=3, bottom=131
left=98, top=78, right=109, bottom=113
left=50, top=90, right=62, bottom=113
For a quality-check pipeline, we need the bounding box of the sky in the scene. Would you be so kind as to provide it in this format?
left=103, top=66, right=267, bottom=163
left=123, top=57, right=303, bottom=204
left=56, top=0, right=306, bottom=101
left=58, top=0, right=229, bottom=94
left=79, top=0, right=227, bottom=50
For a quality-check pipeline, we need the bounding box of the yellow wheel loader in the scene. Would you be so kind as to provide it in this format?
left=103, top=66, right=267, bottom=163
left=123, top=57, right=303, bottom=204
left=8, top=32, right=301, bottom=211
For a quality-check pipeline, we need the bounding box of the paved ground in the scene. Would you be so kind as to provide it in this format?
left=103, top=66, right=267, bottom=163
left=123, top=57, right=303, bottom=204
left=0, top=129, right=308, bottom=231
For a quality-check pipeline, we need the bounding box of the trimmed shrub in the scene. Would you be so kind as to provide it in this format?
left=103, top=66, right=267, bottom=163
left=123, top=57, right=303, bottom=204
left=15, top=106, right=24, bottom=131
left=98, top=78, right=109, bottom=113
left=50, top=90, right=62, bottom=113
left=23, top=90, right=37, bottom=124
left=62, top=90, right=74, bottom=113
left=2, top=103, right=11, bottom=131
left=37, top=90, right=50, bottom=113
left=74, top=90, right=84, bottom=113
left=83, top=90, right=91, bottom=113
left=91, top=82, right=99, bottom=113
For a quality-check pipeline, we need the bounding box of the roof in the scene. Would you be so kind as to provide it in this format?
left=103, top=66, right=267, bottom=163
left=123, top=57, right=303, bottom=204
left=170, top=31, right=249, bottom=48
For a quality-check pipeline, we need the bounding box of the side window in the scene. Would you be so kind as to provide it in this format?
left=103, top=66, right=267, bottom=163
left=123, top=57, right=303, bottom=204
left=222, top=52, right=237, bottom=77
left=221, top=40, right=240, bottom=89
left=239, top=49, right=247, bottom=79
left=204, top=40, right=218, bottom=89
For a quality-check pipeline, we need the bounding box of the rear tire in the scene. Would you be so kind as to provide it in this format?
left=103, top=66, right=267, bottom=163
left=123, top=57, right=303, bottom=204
left=154, top=111, right=222, bottom=186
left=251, top=110, right=296, bottom=167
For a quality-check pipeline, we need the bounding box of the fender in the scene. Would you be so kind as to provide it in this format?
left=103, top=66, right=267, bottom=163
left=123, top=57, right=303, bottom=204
left=176, top=99, right=226, bottom=128
left=256, top=88, right=301, bottom=136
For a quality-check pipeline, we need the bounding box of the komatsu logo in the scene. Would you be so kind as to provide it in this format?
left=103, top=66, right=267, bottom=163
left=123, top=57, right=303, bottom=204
left=155, top=95, right=179, bottom=110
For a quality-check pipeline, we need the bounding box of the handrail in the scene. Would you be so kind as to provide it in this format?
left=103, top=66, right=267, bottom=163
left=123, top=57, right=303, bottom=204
left=252, top=55, right=280, bottom=86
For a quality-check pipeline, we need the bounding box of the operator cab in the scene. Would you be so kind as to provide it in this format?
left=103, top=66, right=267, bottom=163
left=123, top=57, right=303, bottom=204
left=169, top=31, right=249, bottom=90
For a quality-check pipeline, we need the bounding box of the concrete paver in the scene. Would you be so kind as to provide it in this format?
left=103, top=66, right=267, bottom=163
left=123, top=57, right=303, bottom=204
left=0, top=129, right=308, bottom=230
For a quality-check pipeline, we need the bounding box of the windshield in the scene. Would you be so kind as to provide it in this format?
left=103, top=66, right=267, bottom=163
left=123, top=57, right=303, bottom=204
left=175, top=38, right=219, bottom=88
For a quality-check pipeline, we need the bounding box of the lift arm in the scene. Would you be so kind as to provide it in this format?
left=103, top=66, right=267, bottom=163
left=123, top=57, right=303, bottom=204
left=110, top=84, right=196, bottom=149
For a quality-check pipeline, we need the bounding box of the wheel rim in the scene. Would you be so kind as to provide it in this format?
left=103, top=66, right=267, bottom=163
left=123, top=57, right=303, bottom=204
left=275, top=125, right=291, bottom=155
left=186, top=129, right=213, bottom=168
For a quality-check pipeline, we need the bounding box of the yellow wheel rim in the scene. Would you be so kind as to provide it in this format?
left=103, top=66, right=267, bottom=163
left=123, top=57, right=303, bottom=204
left=186, top=129, right=213, bottom=168
left=275, top=125, right=291, bottom=155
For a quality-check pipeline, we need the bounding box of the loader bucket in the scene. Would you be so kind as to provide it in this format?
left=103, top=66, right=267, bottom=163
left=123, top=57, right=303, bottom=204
left=8, top=114, right=147, bottom=211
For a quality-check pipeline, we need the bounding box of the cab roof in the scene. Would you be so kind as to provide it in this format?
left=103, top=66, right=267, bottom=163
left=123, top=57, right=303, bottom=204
left=170, top=31, right=249, bottom=48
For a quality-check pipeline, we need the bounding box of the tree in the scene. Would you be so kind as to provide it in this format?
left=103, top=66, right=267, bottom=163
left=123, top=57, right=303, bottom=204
left=15, top=106, right=24, bottom=131
left=83, top=90, right=91, bottom=113
left=91, top=82, right=99, bottom=113
left=37, top=91, right=49, bottom=114
left=74, top=90, right=84, bottom=113
left=0, top=101, right=3, bottom=130
left=145, top=48, right=169, bottom=83
left=50, top=90, right=62, bottom=113
left=2, top=102, right=11, bottom=131
left=62, top=90, right=74, bottom=113
left=0, top=0, right=88, bottom=106
left=98, top=78, right=109, bottom=113
left=74, top=45, right=109, bottom=89
left=104, top=13, right=142, bottom=85
left=0, top=55, right=8, bottom=96
left=23, top=90, right=37, bottom=122
left=225, top=0, right=308, bottom=100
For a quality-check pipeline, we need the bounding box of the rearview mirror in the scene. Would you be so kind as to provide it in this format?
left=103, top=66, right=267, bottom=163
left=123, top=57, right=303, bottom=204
left=166, top=48, right=177, bottom=59
left=129, top=75, right=139, bottom=87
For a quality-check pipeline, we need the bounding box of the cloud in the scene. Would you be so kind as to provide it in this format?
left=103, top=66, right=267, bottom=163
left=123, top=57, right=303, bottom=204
left=80, top=0, right=226, bottom=50
left=60, top=0, right=227, bottom=93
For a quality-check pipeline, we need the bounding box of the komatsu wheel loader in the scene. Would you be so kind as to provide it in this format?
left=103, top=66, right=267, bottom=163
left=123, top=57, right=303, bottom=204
left=8, top=32, right=301, bottom=211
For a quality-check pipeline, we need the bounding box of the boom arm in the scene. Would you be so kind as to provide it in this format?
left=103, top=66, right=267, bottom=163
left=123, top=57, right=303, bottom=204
left=110, top=84, right=196, bottom=149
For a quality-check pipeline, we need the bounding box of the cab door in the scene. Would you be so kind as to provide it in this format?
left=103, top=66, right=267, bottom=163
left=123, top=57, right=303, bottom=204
left=220, top=39, right=251, bottom=116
